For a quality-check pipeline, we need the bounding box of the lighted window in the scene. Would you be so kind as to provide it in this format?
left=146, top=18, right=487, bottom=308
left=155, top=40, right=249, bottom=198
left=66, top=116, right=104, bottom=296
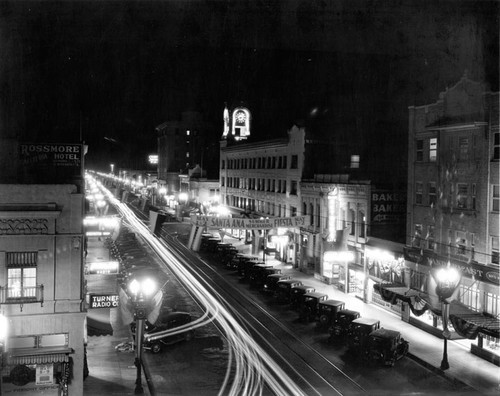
left=428, top=182, right=437, bottom=207
left=493, top=131, right=499, bottom=160
left=484, top=292, right=499, bottom=317
left=350, top=155, right=360, bottom=168
left=493, top=185, right=499, bottom=212
left=415, top=182, right=423, bottom=204
left=416, top=139, right=423, bottom=161
left=429, top=138, right=437, bottom=161
left=456, top=183, right=468, bottom=209
left=6, top=252, right=38, bottom=300
left=186, top=130, right=190, bottom=136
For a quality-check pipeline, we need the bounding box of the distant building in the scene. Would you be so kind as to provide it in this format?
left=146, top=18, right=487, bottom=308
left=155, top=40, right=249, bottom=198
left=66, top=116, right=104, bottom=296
left=404, top=74, right=499, bottom=364
left=155, top=111, right=218, bottom=195
left=0, top=143, right=86, bottom=395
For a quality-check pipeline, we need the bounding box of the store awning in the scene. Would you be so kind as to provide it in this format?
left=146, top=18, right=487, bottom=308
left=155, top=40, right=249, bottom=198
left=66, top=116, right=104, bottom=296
left=374, top=283, right=430, bottom=316
left=87, top=308, right=113, bottom=336
left=9, top=347, right=74, bottom=365
left=449, top=301, right=500, bottom=340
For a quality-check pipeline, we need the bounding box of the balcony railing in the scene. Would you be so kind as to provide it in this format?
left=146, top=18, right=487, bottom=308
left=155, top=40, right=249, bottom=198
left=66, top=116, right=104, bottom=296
left=0, top=285, right=44, bottom=309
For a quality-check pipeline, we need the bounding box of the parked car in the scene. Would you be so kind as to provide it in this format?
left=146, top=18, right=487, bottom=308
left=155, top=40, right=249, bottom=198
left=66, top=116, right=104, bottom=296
left=298, top=292, right=329, bottom=322
left=215, top=243, right=233, bottom=257
left=201, top=238, right=221, bottom=252
left=289, top=285, right=316, bottom=309
left=316, top=300, right=346, bottom=330
left=240, top=261, right=273, bottom=282
left=328, top=309, right=361, bottom=342
left=367, top=328, right=409, bottom=367
left=132, top=311, right=195, bottom=354
left=274, top=279, right=303, bottom=303
left=262, top=274, right=291, bottom=294
left=248, top=265, right=280, bottom=288
left=347, top=317, right=381, bottom=355
left=238, top=259, right=265, bottom=278
left=232, top=254, right=260, bottom=271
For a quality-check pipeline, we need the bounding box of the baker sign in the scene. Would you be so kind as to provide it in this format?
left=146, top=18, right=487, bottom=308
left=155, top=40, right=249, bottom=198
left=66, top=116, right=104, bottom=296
left=90, top=294, right=119, bottom=308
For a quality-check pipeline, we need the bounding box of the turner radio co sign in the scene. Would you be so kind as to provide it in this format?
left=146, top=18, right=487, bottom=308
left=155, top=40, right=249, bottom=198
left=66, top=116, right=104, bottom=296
left=89, top=294, right=119, bottom=308
left=190, top=215, right=310, bottom=230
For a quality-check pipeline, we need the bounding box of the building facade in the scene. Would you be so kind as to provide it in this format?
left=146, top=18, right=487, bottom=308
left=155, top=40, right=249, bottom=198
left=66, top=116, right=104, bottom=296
left=405, top=75, right=499, bottom=364
left=0, top=144, right=86, bottom=395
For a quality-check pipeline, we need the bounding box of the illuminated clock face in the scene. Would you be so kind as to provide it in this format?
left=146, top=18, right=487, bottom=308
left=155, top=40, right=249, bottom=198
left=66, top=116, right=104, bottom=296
left=236, top=111, right=246, bottom=123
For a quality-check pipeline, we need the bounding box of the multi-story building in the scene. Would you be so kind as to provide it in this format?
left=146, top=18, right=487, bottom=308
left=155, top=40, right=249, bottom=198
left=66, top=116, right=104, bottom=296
left=155, top=110, right=218, bottom=196
left=0, top=143, right=86, bottom=395
left=404, top=74, right=499, bottom=364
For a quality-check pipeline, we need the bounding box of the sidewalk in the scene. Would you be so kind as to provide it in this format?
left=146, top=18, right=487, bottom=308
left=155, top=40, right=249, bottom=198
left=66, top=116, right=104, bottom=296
left=83, top=236, right=151, bottom=396
left=223, top=233, right=500, bottom=396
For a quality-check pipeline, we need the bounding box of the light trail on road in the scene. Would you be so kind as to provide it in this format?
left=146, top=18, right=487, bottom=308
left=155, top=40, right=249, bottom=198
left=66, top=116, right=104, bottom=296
left=96, top=180, right=315, bottom=396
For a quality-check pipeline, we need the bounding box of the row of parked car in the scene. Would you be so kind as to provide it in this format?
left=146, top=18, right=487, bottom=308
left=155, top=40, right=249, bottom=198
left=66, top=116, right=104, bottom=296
left=200, top=234, right=410, bottom=367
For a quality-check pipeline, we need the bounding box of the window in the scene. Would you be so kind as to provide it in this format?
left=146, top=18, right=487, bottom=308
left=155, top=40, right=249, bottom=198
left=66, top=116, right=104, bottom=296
left=415, top=182, right=423, bottom=204
left=428, top=182, right=437, bottom=207
left=290, top=181, right=297, bottom=195
left=459, top=137, right=469, bottom=160
left=412, top=224, right=422, bottom=247
left=484, top=292, right=499, bottom=317
left=429, top=138, right=437, bottom=162
left=282, top=180, right=287, bottom=194
left=471, top=184, right=476, bottom=210
left=493, top=185, right=500, bottom=212
left=221, top=160, right=225, bottom=169
left=416, top=139, right=423, bottom=161
left=494, top=131, right=499, bottom=160
left=302, top=202, right=307, bottom=216
left=427, top=225, right=435, bottom=250
left=456, top=183, right=468, bottom=209
left=6, top=252, right=38, bottom=299
left=290, top=206, right=297, bottom=216
left=309, top=203, right=314, bottom=225
left=409, top=269, right=427, bottom=292
left=278, top=156, right=282, bottom=169
left=350, top=155, right=360, bottom=168
left=221, top=177, right=225, bottom=187
left=358, top=211, right=365, bottom=238
left=349, top=208, right=355, bottom=236
left=291, top=155, right=298, bottom=169
left=456, top=231, right=466, bottom=255
left=316, top=204, right=320, bottom=228
left=283, top=156, right=287, bottom=169
left=492, top=236, right=499, bottom=264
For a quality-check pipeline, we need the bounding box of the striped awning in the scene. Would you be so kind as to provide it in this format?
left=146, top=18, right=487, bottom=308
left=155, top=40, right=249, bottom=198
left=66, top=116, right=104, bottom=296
left=9, top=347, right=74, bottom=365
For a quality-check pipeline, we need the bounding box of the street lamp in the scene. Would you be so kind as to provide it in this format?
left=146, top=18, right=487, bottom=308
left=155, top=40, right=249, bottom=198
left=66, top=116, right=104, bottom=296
left=127, top=276, right=158, bottom=394
left=431, top=265, right=461, bottom=370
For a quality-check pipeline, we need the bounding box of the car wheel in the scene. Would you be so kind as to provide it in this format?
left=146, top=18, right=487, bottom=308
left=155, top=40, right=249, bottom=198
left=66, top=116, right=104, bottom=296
left=150, top=343, right=162, bottom=354
left=319, top=315, right=329, bottom=326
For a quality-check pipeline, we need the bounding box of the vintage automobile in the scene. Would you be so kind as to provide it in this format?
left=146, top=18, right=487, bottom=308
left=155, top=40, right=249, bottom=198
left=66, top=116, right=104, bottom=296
left=262, top=274, right=291, bottom=294
left=239, top=262, right=269, bottom=282
left=347, top=317, right=381, bottom=355
left=215, top=242, right=233, bottom=257
left=274, top=279, right=303, bottom=303
left=233, top=254, right=261, bottom=271
left=249, top=266, right=282, bottom=289
left=131, top=311, right=195, bottom=354
left=316, top=300, right=346, bottom=330
left=201, top=237, right=221, bottom=252
left=298, top=292, right=329, bottom=322
left=367, top=328, right=409, bottom=366
left=328, top=309, right=361, bottom=341
left=289, top=285, right=316, bottom=309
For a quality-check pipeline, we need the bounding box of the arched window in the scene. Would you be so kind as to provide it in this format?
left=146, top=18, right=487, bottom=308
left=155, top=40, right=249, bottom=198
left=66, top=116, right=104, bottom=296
left=358, top=210, right=365, bottom=238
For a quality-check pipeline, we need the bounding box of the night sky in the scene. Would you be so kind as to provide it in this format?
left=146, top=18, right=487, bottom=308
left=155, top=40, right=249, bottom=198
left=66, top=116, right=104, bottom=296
left=1, top=0, right=498, bottom=172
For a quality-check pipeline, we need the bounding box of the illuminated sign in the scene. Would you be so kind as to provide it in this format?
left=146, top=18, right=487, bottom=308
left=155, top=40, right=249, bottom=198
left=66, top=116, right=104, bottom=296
left=371, top=190, right=406, bottom=224
left=87, top=261, right=120, bottom=275
left=148, top=154, right=158, bottom=164
left=36, top=364, right=54, bottom=385
left=89, top=294, right=120, bottom=308
left=191, top=215, right=310, bottom=230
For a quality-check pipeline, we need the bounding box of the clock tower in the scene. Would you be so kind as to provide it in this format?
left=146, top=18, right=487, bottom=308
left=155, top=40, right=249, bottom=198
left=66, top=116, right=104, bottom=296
left=221, top=105, right=251, bottom=141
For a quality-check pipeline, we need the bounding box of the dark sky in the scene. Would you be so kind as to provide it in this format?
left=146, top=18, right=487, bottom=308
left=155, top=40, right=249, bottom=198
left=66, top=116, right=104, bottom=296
left=1, top=0, right=498, bottom=171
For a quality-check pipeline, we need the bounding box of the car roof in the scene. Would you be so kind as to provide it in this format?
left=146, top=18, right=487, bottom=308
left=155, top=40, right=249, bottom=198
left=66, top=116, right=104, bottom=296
left=267, top=273, right=290, bottom=279
left=277, top=279, right=302, bottom=286
left=303, top=291, right=328, bottom=298
left=320, top=299, right=345, bottom=307
left=352, top=317, right=380, bottom=326
left=292, top=285, right=315, bottom=291
left=338, top=309, right=360, bottom=316
left=370, top=328, right=401, bottom=338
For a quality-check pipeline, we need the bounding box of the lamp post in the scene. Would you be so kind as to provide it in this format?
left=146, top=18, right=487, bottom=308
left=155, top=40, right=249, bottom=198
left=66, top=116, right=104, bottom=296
left=128, top=277, right=158, bottom=394
left=431, top=266, right=461, bottom=371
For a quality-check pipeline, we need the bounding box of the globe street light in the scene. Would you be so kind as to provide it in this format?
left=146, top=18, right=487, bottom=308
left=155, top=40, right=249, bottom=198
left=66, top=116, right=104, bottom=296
left=127, top=276, right=158, bottom=394
left=431, top=266, right=461, bottom=370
